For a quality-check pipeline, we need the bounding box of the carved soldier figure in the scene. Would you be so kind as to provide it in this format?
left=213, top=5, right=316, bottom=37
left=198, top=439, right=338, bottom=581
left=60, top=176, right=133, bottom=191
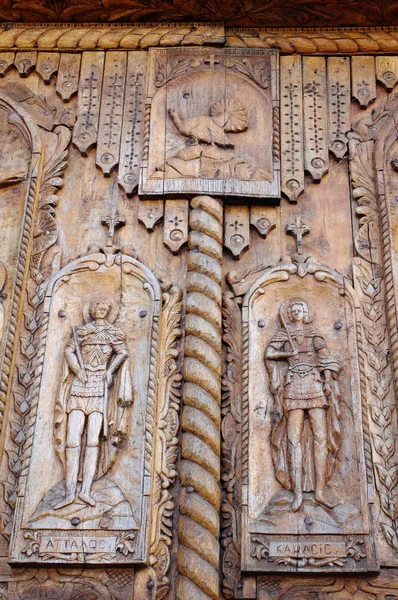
left=54, top=299, right=133, bottom=509
left=265, top=298, right=341, bottom=512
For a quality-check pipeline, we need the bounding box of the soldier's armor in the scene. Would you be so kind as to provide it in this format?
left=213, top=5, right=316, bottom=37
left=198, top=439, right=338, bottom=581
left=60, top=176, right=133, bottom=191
left=272, top=326, right=328, bottom=412
left=67, top=322, right=127, bottom=416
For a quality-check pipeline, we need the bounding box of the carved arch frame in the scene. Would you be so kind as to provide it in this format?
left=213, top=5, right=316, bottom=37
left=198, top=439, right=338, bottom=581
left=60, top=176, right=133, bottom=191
left=8, top=248, right=182, bottom=576
left=222, top=257, right=377, bottom=594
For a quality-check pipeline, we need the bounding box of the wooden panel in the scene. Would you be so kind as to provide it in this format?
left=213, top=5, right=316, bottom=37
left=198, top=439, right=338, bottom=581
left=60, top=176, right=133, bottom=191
left=72, top=51, right=105, bottom=155
left=303, top=56, right=328, bottom=182
left=56, top=53, right=81, bottom=102
left=351, top=55, right=376, bottom=108
left=250, top=206, right=276, bottom=238
left=327, top=56, right=351, bottom=159
left=118, top=51, right=147, bottom=195
left=138, top=199, right=164, bottom=231
left=376, top=55, right=398, bottom=91
left=140, top=47, right=280, bottom=199
left=0, top=52, right=14, bottom=77
left=163, top=199, right=188, bottom=253
left=36, top=52, right=60, bottom=84
left=96, top=51, right=127, bottom=176
left=280, top=55, right=304, bottom=202
left=224, top=205, right=250, bottom=259
left=14, top=51, right=37, bottom=77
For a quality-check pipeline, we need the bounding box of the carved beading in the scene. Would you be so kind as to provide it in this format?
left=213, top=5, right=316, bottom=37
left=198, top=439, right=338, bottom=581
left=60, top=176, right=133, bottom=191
left=177, top=195, right=223, bottom=600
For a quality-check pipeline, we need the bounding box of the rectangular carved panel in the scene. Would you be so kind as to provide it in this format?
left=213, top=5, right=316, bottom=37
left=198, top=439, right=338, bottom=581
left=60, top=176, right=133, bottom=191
left=140, top=47, right=280, bottom=199
left=235, top=258, right=378, bottom=573
left=9, top=251, right=164, bottom=565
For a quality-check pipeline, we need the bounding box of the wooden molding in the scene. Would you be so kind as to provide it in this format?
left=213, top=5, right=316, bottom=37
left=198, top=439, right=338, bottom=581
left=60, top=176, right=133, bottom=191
left=0, top=23, right=224, bottom=50
left=1, top=24, right=398, bottom=54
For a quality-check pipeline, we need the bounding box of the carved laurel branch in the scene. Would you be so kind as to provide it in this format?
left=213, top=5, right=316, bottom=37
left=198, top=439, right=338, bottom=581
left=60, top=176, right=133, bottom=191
left=227, top=28, right=398, bottom=54
left=0, top=24, right=224, bottom=50
left=221, top=291, right=243, bottom=599
left=150, top=285, right=182, bottom=600
left=0, top=124, right=70, bottom=542
left=349, top=128, right=398, bottom=552
left=250, top=536, right=366, bottom=568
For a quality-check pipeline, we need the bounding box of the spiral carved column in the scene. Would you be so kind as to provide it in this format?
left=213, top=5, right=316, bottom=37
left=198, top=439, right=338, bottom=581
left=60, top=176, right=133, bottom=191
left=177, top=196, right=223, bottom=600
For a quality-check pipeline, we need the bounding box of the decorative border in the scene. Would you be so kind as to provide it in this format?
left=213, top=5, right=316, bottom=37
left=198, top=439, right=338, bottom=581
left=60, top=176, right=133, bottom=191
left=227, top=27, right=398, bottom=54
left=1, top=24, right=398, bottom=54
left=0, top=23, right=224, bottom=50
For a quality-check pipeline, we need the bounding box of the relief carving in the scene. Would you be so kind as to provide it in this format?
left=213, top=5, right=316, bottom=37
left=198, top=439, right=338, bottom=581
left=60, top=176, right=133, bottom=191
left=155, top=99, right=267, bottom=182
left=140, top=48, right=280, bottom=199
left=224, top=249, right=378, bottom=573
left=8, top=238, right=163, bottom=564
left=265, top=298, right=342, bottom=513
left=31, top=298, right=134, bottom=521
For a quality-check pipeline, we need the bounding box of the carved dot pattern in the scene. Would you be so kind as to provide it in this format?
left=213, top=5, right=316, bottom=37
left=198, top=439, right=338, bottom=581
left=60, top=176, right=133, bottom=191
left=177, top=196, right=223, bottom=600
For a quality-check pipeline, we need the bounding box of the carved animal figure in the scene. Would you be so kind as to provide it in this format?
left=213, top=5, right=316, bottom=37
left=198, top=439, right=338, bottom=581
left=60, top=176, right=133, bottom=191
left=168, top=98, right=248, bottom=148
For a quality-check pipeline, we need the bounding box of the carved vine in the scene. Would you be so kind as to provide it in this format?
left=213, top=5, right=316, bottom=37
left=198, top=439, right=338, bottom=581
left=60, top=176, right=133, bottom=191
left=0, top=123, right=71, bottom=541
left=150, top=285, right=183, bottom=600
left=221, top=291, right=243, bottom=598
left=349, top=102, right=398, bottom=553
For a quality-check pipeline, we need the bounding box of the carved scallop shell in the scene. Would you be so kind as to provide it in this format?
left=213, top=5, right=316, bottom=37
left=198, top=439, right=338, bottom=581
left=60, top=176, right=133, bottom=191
left=210, top=98, right=248, bottom=132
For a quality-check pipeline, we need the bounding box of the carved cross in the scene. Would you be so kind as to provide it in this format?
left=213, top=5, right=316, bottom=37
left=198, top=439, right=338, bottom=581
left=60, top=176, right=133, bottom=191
left=204, top=53, right=220, bottom=68
left=286, top=217, right=310, bottom=255
left=101, top=213, right=126, bottom=247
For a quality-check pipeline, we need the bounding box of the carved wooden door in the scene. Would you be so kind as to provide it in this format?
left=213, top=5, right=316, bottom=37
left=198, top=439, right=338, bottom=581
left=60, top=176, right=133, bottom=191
left=0, top=25, right=396, bottom=600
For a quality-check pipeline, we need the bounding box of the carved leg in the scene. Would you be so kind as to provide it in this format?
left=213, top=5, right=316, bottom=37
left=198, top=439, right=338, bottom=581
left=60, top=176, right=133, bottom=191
left=309, top=408, right=337, bottom=508
left=54, top=409, right=85, bottom=509
left=54, top=446, right=81, bottom=509
left=78, top=411, right=102, bottom=506
left=287, top=409, right=305, bottom=512
left=78, top=446, right=98, bottom=506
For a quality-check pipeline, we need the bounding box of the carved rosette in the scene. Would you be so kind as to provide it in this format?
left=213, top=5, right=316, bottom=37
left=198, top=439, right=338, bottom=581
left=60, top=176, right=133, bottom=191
left=177, top=196, right=223, bottom=600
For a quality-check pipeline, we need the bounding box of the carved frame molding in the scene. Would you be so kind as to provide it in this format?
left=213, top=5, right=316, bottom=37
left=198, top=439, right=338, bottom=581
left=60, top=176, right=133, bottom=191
left=221, top=255, right=378, bottom=591
left=1, top=24, right=398, bottom=54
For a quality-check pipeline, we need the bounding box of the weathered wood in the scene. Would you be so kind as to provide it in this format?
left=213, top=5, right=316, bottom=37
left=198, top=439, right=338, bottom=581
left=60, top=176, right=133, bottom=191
left=0, top=52, right=14, bottom=76
left=280, top=55, right=304, bottom=202
left=376, top=55, right=398, bottom=90
left=96, top=51, right=127, bottom=176
left=118, top=51, right=147, bottom=195
left=14, top=51, right=36, bottom=77
left=140, top=47, right=280, bottom=199
left=72, top=51, right=105, bottom=155
left=224, top=205, right=250, bottom=259
left=138, top=199, right=164, bottom=231
left=163, top=198, right=188, bottom=253
left=327, top=56, right=350, bottom=159
left=36, top=51, right=59, bottom=83
left=351, top=55, right=376, bottom=108
left=56, top=52, right=81, bottom=102
left=303, top=56, right=329, bottom=181
left=250, top=206, right=276, bottom=238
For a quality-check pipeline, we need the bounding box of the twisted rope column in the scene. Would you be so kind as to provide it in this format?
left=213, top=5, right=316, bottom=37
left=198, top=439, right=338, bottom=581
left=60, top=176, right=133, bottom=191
left=177, top=196, right=223, bottom=600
